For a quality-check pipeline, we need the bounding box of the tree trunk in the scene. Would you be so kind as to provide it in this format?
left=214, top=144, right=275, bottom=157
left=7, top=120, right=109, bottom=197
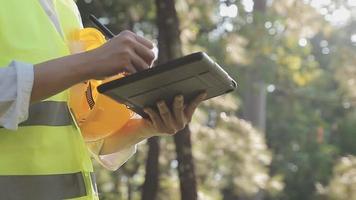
left=156, top=0, right=182, bottom=60
left=112, top=170, right=122, bottom=198
left=128, top=178, right=132, bottom=200
left=174, top=126, right=198, bottom=200
left=141, top=0, right=182, bottom=197
left=242, top=74, right=266, bottom=133
left=156, top=0, right=198, bottom=200
left=240, top=1, right=267, bottom=200
left=241, top=0, right=267, bottom=134
left=254, top=0, right=267, bottom=12
left=141, top=137, right=160, bottom=200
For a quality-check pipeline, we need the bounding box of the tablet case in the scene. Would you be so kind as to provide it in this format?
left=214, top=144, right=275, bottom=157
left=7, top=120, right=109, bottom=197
left=98, top=52, right=237, bottom=118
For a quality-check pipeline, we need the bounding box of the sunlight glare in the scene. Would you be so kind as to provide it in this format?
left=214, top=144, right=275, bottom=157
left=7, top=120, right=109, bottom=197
left=348, top=0, right=356, bottom=6
left=242, top=0, right=254, bottom=12
left=351, top=34, right=356, bottom=43
left=298, top=38, right=308, bottom=47
left=311, top=0, right=331, bottom=8
left=219, top=4, right=238, bottom=18
left=326, top=6, right=351, bottom=25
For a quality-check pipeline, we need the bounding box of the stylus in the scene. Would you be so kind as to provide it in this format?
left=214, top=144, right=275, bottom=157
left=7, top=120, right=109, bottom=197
left=89, top=14, right=115, bottom=39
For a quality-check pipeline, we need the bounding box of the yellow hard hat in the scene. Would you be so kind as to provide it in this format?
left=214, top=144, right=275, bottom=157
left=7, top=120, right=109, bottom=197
left=68, top=28, right=133, bottom=142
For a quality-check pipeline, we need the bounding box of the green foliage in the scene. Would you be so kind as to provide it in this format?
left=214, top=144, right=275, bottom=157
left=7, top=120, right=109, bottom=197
left=333, top=110, right=356, bottom=155
left=189, top=95, right=284, bottom=199
left=76, top=0, right=356, bottom=199
left=317, top=156, right=356, bottom=200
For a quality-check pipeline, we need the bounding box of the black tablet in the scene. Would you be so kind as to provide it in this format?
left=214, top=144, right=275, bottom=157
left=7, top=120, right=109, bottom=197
left=97, top=52, right=237, bottom=118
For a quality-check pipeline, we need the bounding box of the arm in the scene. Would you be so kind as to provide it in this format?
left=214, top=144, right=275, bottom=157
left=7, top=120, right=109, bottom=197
left=100, top=93, right=207, bottom=155
left=32, top=52, right=94, bottom=102
left=99, top=119, right=154, bottom=155
left=31, top=30, right=155, bottom=102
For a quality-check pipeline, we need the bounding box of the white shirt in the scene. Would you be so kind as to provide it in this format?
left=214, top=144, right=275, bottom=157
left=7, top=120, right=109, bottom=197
left=0, top=0, right=135, bottom=171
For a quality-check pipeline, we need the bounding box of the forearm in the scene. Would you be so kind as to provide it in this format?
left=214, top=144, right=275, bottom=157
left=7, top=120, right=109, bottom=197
left=31, top=30, right=156, bottom=103
left=100, top=119, right=155, bottom=155
left=31, top=51, right=96, bottom=102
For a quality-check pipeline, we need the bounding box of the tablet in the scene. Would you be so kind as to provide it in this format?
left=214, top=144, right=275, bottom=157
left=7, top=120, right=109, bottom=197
left=97, top=52, right=237, bottom=118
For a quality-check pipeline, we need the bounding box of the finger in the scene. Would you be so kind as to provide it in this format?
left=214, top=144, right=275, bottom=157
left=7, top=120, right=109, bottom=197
left=157, top=100, right=177, bottom=134
left=144, top=108, right=164, bottom=130
left=134, top=34, right=154, bottom=49
left=130, top=50, right=150, bottom=71
left=173, top=95, right=186, bottom=129
left=185, top=92, right=207, bottom=122
left=123, top=62, right=137, bottom=74
left=133, top=42, right=156, bottom=65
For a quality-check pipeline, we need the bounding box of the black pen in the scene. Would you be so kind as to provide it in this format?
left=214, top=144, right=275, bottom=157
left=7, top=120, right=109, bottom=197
left=89, top=14, right=115, bottom=39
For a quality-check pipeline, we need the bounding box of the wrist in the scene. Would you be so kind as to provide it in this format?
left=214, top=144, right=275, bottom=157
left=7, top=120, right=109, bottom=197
left=134, top=119, right=157, bottom=139
left=57, top=51, right=99, bottom=82
left=99, top=119, right=154, bottom=155
left=77, top=50, right=101, bottom=80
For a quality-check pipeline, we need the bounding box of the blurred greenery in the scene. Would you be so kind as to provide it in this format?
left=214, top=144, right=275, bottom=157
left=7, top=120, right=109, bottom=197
left=76, top=0, right=356, bottom=199
left=317, top=155, right=356, bottom=200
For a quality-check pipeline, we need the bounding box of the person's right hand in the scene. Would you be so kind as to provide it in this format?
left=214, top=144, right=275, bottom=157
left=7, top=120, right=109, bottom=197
left=31, top=30, right=155, bottom=102
left=87, top=30, right=156, bottom=79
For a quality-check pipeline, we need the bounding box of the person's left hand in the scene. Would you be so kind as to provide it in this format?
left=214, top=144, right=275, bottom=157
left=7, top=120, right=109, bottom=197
left=143, top=92, right=207, bottom=136
left=98, top=92, right=207, bottom=155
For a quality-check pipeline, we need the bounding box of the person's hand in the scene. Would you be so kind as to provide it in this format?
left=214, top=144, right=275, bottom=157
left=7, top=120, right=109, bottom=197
left=143, top=92, right=207, bottom=135
left=31, top=30, right=155, bottom=102
left=87, top=30, right=156, bottom=79
left=98, top=92, right=207, bottom=155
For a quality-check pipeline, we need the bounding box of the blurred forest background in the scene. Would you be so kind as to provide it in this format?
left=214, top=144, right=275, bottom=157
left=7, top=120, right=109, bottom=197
left=76, top=0, right=356, bottom=199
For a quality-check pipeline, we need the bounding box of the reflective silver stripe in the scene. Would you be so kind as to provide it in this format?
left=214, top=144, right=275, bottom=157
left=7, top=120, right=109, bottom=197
left=0, top=172, right=87, bottom=200
left=20, top=101, right=72, bottom=126
left=90, top=172, right=98, bottom=194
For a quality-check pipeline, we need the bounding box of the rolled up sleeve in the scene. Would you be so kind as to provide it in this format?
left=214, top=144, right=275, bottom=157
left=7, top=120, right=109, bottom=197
left=0, top=61, right=34, bottom=130
left=86, top=140, right=137, bottom=171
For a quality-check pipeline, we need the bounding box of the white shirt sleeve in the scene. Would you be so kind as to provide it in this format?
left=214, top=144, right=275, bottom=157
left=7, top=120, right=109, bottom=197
left=86, top=139, right=137, bottom=171
left=99, top=146, right=137, bottom=171
left=0, top=61, right=34, bottom=130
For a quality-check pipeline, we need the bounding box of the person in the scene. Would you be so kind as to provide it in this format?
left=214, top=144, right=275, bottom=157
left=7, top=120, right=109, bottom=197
left=0, top=0, right=206, bottom=199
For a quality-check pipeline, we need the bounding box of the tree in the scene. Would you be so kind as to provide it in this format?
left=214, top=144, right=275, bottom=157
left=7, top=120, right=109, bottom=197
left=241, top=0, right=267, bottom=134
left=75, top=1, right=356, bottom=199
left=141, top=137, right=160, bottom=200
left=143, top=0, right=198, bottom=199
left=191, top=95, right=283, bottom=200
left=156, top=0, right=198, bottom=199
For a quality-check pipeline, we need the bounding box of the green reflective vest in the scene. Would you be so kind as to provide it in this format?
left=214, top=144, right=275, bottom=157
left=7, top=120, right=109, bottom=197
left=0, top=0, right=98, bottom=199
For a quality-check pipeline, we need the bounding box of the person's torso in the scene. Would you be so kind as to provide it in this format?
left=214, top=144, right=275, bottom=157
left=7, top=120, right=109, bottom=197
left=0, top=0, right=98, bottom=199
